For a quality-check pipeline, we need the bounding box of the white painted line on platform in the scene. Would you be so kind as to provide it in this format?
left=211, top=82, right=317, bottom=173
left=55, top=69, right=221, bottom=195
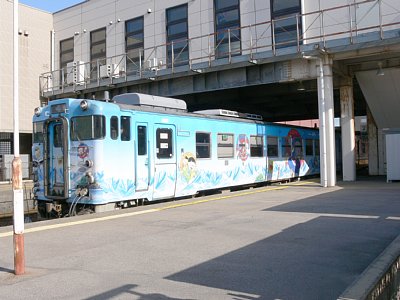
left=386, top=216, right=400, bottom=221
left=0, top=185, right=293, bottom=238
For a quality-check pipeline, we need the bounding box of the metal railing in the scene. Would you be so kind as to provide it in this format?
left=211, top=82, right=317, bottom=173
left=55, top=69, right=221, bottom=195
left=40, top=0, right=400, bottom=95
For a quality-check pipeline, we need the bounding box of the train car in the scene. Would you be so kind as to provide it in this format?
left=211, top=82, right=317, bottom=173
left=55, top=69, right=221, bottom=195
left=32, top=93, right=320, bottom=216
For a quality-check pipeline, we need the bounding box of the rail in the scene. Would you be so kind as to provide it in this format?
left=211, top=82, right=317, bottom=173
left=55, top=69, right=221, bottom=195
left=39, top=0, right=400, bottom=95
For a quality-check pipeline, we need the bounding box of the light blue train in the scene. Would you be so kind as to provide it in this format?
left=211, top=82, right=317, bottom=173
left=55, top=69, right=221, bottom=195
left=32, top=93, right=321, bottom=216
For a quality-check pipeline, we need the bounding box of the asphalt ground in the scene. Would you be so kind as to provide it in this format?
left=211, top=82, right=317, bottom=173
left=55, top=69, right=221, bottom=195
left=0, top=178, right=399, bottom=299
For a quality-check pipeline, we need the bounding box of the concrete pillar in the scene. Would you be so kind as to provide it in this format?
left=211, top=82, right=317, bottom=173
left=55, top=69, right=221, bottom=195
left=316, top=59, right=327, bottom=187
left=340, top=77, right=356, bottom=181
left=323, top=55, right=336, bottom=186
left=367, top=107, right=386, bottom=175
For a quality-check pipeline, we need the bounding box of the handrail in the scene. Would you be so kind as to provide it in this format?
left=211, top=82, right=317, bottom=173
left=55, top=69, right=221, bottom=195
left=40, top=0, right=400, bottom=96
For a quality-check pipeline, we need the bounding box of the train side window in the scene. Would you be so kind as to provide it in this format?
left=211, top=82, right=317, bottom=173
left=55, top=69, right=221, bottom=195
left=217, top=133, right=234, bottom=158
left=121, top=116, right=131, bottom=141
left=110, top=116, right=119, bottom=140
left=137, top=126, right=147, bottom=155
left=267, top=136, right=278, bottom=157
left=250, top=135, right=264, bottom=157
left=156, top=128, right=173, bottom=158
left=281, top=137, right=291, bottom=157
left=305, top=139, right=313, bottom=156
left=315, top=140, right=320, bottom=156
left=293, top=137, right=302, bottom=157
left=196, top=132, right=211, bottom=159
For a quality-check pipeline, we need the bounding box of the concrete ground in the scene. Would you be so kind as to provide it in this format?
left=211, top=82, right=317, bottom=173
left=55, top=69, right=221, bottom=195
left=0, top=178, right=399, bottom=300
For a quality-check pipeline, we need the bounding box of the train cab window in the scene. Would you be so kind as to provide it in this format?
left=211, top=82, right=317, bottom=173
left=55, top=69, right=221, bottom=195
left=293, top=137, right=303, bottom=157
left=315, top=140, right=320, bottom=156
left=267, top=136, right=278, bottom=157
left=71, top=115, right=106, bottom=140
left=281, top=137, right=292, bottom=157
left=250, top=135, right=264, bottom=157
left=217, top=133, right=234, bottom=158
left=121, top=116, right=131, bottom=141
left=33, top=122, right=44, bottom=143
left=137, top=126, right=147, bottom=155
left=196, top=132, right=211, bottom=159
left=156, top=128, right=173, bottom=158
left=305, top=139, right=313, bottom=156
left=110, top=116, right=119, bottom=140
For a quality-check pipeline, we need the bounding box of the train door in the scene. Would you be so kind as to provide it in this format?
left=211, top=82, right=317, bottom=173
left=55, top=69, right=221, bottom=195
left=152, top=124, right=177, bottom=199
left=44, top=118, right=69, bottom=199
left=135, top=123, right=149, bottom=191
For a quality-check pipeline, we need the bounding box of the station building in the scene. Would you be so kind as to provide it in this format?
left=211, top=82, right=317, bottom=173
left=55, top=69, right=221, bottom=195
left=1, top=0, right=400, bottom=183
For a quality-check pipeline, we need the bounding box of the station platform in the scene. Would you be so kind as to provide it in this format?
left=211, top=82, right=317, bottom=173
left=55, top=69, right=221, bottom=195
left=0, top=178, right=399, bottom=299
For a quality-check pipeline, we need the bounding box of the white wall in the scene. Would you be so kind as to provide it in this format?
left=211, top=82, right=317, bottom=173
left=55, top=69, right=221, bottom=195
left=0, top=2, right=52, bottom=133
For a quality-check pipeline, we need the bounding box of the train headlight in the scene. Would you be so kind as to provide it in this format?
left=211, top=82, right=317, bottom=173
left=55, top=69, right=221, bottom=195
left=34, top=107, right=42, bottom=116
left=80, top=100, right=89, bottom=111
left=85, top=160, right=94, bottom=168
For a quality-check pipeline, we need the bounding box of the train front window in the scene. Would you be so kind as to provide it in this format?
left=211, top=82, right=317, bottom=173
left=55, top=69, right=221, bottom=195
left=33, top=122, right=44, bottom=143
left=71, top=115, right=105, bottom=141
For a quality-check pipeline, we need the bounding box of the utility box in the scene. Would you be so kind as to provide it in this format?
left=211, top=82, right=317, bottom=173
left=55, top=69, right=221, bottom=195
left=386, top=133, right=400, bottom=182
left=0, top=154, right=30, bottom=181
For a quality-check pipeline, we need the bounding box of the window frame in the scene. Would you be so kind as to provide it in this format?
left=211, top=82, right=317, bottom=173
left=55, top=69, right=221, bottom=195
left=125, top=16, right=144, bottom=75
left=166, top=4, right=189, bottom=67
left=196, top=132, right=211, bottom=159
left=70, top=115, right=106, bottom=141
left=270, top=0, right=302, bottom=48
left=156, top=128, right=174, bottom=159
left=90, top=27, right=107, bottom=79
left=267, top=136, right=279, bottom=157
left=250, top=135, right=264, bottom=158
left=217, top=133, right=234, bottom=159
left=214, top=0, right=241, bottom=58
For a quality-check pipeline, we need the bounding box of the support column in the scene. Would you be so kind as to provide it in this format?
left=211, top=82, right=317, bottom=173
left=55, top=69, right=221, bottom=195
left=340, top=77, right=356, bottom=181
left=322, top=55, right=336, bottom=186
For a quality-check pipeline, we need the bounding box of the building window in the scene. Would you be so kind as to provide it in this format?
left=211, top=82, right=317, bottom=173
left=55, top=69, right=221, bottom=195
left=271, top=0, right=302, bottom=48
left=214, top=0, right=241, bottom=58
left=196, top=132, right=211, bottom=159
left=166, top=4, right=189, bottom=67
left=90, top=28, right=106, bottom=79
left=217, top=133, right=234, bottom=158
left=125, top=17, right=144, bottom=75
left=60, top=37, right=74, bottom=82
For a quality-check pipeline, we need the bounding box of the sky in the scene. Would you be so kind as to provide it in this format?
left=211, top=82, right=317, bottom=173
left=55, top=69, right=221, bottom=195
left=19, top=0, right=84, bottom=13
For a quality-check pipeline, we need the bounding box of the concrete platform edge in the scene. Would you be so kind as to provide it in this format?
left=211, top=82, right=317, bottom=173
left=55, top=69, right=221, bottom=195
left=338, top=233, right=400, bottom=300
